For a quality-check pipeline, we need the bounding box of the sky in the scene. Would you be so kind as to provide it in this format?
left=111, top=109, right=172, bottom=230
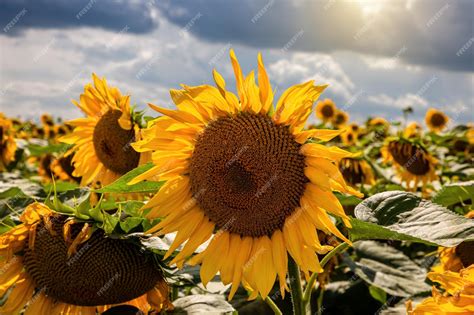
left=0, top=0, right=473, bottom=126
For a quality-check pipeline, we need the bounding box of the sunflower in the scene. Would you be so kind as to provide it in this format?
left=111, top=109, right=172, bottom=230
left=131, top=50, right=362, bottom=300
left=41, top=114, right=56, bottom=139
left=37, top=154, right=54, bottom=181
left=339, top=157, right=375, bottom=186
left=368, top=117, right=389, bottom=131
left=50, top=154, right=82, bottom=183
left=315, top=99, right=337, bottom=123
left=407, top=265, right=474, bottom=314
left=432, top=211, right=474, bottom=274
left=0, top=203, right=171, bottom=314
left=340, top=129, right=357, bottom=146
left=348, top=123, right=360, bottom=134
left=425, top=108, right=449, bottom=132
left=332, top=110, right=349, bottom=127
left=381, top=137, right=437, bottom=190
left=0, top=113, right=17, bottom=172
left=59, top=74, right=148, bottom=187
left=404, top=122, right=422, bottom=139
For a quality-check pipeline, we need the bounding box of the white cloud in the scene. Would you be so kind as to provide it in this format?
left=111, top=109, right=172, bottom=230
left=368, top=93, right=428, bottom=109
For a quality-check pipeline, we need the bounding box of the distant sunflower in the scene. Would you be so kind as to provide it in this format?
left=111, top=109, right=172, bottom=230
left=51, top=154, right=82, bottom=183
left=404, top=122, right=422, bottom=139
left=131, top=50, right=362, bottom=300
left=37, top=154, right=54, bottom=181
left=381, top=138, right=437, bottom=190
left=0, top=114, right=17, bottom=171
left=340, top=129, right=357, bottom=146
left=332, top=110, right=349, bottom=127
left=60, top=74, right=147, bottom=187
left=368, top=117, right=389, bottom=130
left=0, top=203, right=171, bottom=314
left=408, top=266, right=474, bottom=314
left=339, top=157, right=375, bottom=186
left=315, top=99, right=337, bottom=123
left=425, top=108, right=449, bottom=132
left=348, top=123, right=360, bottom=134
left=41, top=114, right=56, bottom=139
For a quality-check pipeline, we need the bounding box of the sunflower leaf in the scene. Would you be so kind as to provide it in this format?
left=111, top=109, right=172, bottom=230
left=94, top=163, right=165, bottom=194
left=344, top=241, right=431, bottom=297
left=350, top=190, right=474, bottom=247
left=432, top=180, right=474, bottom=207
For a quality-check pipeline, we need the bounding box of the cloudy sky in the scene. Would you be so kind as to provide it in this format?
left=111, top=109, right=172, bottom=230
left=0, top=0, right=473, bottom=125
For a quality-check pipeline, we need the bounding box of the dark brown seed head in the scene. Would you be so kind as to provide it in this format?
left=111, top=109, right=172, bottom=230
left=23, top=216, right=164, bottom=306
left=92, top=110, right=140, bottom=175
left=339, top=158, right=364, bottom=185
left=456, top=241, right=474, bottom=268
left=189, top=113, right=308, bottom=237
left=321, top=104, right=334, bottom=118
left=430, top=113, right=446, bottom=127
left=388, top=141, right=431, bottom=175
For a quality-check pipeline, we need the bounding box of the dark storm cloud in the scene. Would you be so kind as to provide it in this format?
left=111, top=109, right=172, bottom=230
left=0, top=0, right=157, bottom=35
left=157, top=0, right=473, bottom=72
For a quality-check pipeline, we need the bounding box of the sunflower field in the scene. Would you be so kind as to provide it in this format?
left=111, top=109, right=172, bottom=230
left=1, top=51, right=473, bottom=315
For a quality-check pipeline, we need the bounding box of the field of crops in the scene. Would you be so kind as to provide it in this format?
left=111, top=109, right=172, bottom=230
left=1, top=51, right=473, bottom=315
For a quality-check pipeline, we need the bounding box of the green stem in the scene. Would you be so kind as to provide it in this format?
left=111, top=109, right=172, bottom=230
left=264, top=296, right=283, bottom=315
left=302, top=243, right=350, bottom=303
left=288, top=256, right=304, bottom=315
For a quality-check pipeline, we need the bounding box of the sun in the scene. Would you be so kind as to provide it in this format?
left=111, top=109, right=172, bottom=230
left=353, top=0, right=386, bottom=15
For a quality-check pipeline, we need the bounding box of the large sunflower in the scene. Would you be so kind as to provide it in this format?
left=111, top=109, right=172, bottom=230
left=131, top=50, right=362, bottom=300
left=0, top=203, right=171, bottom=314
left=60, top=74, right=147, bottom=187
left=315, top=99, right=337, bottom=123
left=0, top=113, right=17, bottom=171
left=381, top=137, right=437, bottom=190
left=408, top=265, right=474, bottom=314
left=425, top=108, right=449, bottom=132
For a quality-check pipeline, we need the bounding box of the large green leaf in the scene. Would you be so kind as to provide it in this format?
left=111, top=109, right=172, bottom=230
left=94, top=163, right=165, bottom=194
left=346, top=241, right=430, bottom=297
left=432, top=181, right=474, bottom=207
left=351, top=191, right=474, bottom=247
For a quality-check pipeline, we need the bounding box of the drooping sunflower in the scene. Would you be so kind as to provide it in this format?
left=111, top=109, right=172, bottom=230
left=404, top=122, right=422, bottom=139
left=0, top=113, right=17, bottom=172
left=407, top=265, right=474, bottom=314
left=131, top=50, right=362, bottom=300
left=315, top=99, right=337, bottom=123
left=0, top=203, right=171, bottom=314
left=50, top=154, right=82, bottom=183
left=425, top=108, right=449, bottom=132
left=381, top=137, right=437, bottom=190
left=338, top=157, right=375, bottom=186
left=332, top=109, right=349, bottom=127
left=60, top=74, right=148, bottom=187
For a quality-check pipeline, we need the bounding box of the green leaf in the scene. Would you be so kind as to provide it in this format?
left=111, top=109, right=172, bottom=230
left=119, top=217, right=144, bottom=233
left=94, top=163, right=165, bottom=194
left=369, top=285, right=387, bottom=304
left=346, top=241, right=430, bottom=297
left=334, top=192, right=362, bottom=206
left=351, top=190, right=474, bottom=247
left=27, top=143, right=71, bottom=157
left=102, top=212, right=120, bottom=234
left=432, top=181, right=474, bottom=207
left=43, top=181, right=79, bottom=193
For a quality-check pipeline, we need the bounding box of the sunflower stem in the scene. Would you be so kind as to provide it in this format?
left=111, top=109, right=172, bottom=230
left=302, top=243, right=350, bottom=305
left=264, top=296, right=283, bottom=315
left=288, top=256, right=305, bottom=315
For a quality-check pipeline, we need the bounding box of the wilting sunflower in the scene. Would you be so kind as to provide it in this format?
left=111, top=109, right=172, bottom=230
left=131, top=50, right=362, bottom=300
left=0, top=113, right=17, bottom=172
left=315, top=99, right=337, bottom=123
left=332, top=110, right=349, bottom=127
left=407, top=265, right=474, bottom=314
left=60, top=74, right=148, bottom=187
left=381, top=137, right=437, bottom=190
left=425, top=108, right=449, bottom=132
left=340, top=129, right=357, bottom=146
left=339, top=157, right=375, bottom=186
left=404, top=122, right=422, bottom=139
left=0, top=203, right=171, bottom=314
